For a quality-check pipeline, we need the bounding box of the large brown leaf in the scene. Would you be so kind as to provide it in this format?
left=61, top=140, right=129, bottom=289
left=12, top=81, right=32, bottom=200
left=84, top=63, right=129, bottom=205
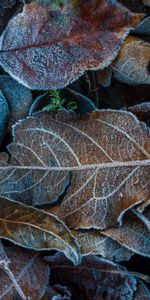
left=0, top=246, right=50, bottom=300
left=0, top=196, right=80, bottom=265
left=0, top=1, right=143, bottom=89
left=0, top=110, right=150, bottom=230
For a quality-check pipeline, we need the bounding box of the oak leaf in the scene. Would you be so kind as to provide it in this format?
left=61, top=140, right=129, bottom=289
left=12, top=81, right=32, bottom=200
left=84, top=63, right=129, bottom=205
left=0, top=1, right=143, bottom=89
left=0, top=110, right=150, bottom=230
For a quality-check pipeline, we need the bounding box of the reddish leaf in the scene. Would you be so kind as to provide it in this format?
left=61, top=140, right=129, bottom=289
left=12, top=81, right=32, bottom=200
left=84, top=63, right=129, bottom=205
left=0, top=1, right=143, bottom=89
left=0, top=246, right=50, bottom=300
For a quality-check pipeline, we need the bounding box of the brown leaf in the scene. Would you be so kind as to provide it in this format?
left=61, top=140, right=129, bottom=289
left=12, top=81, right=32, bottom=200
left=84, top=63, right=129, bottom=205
left=112, top=36, right=150, bottom=85
left=0, top=196, right=80, bottom=265
left=0, top=110, right=150, bottom=230
left=44, top=253, right=137, bottom=300
left=72, top=229, right=133, bottom=262
left=0, top=246, right=50, bottom=300
left=0, top=1, right=143, bottom=89
left=102, top=210, right=150, bottom=257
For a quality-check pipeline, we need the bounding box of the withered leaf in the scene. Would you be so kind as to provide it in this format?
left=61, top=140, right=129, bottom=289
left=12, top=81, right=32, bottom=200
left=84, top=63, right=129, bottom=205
left=133, top=280, right=150, bottom=300
left=72, top=229, right=133, bottom=262
left=0, top=0, right=23, bottom=35
left=0, top=246, right=50, bottom=300
left=45, top=253, right=137, bottom=300
left=134, top=16, right=150, bottom=35
left=0, top=90, right=9, bottom=144
left=0, top=110, right=150, bottom=230
left=112, top=36, right=150, bottom=85
left=102, top=210, right=150, bottom=257
left=0, top=75, right=33, bottom=129
left=0, top=1, right=143, bottom=89
left=0, top=196, right=80, bottom=265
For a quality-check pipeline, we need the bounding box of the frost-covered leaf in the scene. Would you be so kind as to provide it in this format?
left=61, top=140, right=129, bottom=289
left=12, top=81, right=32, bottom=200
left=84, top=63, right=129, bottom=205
left=134, top=16, right=150, bottom=35
left=0, top=110, right=150, bottom=230
left=112, top=36, right=150, bottom=85
left=44, top=253, right=137, bottom=300
left=0, top=75, right=33, bottom=129
left=0, top=0, right=23, bottom=35
left=0, top=196, right=80, bottom=265
left=72, top=229, right=133, bottom=262
left=0, top=246, right=50, bottom=300
left=0, top=1, right=143, bottom=89
left=102, top=210, right=150, bottom=257
left=129, top=102, right=150, bottom=122
left=0, top=90, right=9, bottom=144
left=133, top=280, right=150, bottom=300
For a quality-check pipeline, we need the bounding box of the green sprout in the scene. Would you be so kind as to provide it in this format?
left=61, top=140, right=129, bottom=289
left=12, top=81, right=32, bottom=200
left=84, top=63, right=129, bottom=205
left=43, top=89, right=77, bottom=112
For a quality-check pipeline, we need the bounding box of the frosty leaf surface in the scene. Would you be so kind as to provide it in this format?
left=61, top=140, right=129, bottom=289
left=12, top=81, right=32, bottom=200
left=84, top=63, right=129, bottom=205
left=0, top=110, right=149, bottom=230
left=0, top=1, right=143, bottom=89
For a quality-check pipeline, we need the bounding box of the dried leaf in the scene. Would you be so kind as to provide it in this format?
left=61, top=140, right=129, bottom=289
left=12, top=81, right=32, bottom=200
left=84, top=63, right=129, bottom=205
left=129, top=102, right=150, bottom=122
left=96, top=68, right=112, bottom=87
left=0, top=110, right=150, bottom=230
left=112, top=36, right=150, bottom=85
left=0, top=196, right=80, bottom=265
left=0, top=90, right=9, bottom=144
left=0, top=246, right=50, bottom=300
left=0, top=1, right=143, bottom=89
left=0, top=0, right=23, bottom=35
left=133, top=279, right=150, bottom=300
left=134, top=16, right=150, bottom=35
left=72, top=229, right=133, bottom=262
left=0, top=75, right=33, bottom=129
left=45, top=253, right=137, bottom=300
left=102, top=210, right=150, bottom=257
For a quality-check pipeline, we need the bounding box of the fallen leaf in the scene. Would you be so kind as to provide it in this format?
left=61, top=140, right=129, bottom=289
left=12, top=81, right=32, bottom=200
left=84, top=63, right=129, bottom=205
left=0, top=1, right=143, bottom=89
left=0, top=75, right=33, bottom=129
left=134, top=16, right=150, bottom=35
left=0, top=246, right=50, bottom=300
left=0, top=196, right=80, bottom=265
left=0, top=90, right=9, bottom=145
left=133, top=279, right=150, bottom=300
left=0, top=110, right=150, bottom=230
left=129, top=102, right=150, bottom=122
left=112, top=36, right=150, bottom=85
left=102, top=210, right=150, bottom=257
left=72, top=229, right=133, bottom=262
left=45, top=253, right=137, bottom=300
left=0, top=0, right=23, bottom=35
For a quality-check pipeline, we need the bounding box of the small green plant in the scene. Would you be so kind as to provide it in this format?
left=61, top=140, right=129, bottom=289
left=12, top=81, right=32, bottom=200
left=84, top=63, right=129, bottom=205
left=43, top=89, right=77, bottom=112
